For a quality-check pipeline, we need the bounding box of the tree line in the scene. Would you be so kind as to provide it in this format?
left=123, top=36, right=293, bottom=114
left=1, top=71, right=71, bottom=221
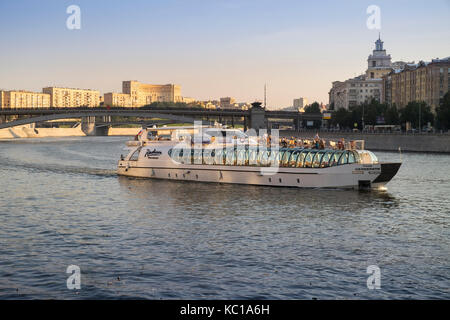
left=325, top=92, right=450, bottom=131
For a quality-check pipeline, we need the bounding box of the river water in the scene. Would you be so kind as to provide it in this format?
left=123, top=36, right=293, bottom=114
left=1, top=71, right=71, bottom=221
left=0, top=136, right=448, bottom=299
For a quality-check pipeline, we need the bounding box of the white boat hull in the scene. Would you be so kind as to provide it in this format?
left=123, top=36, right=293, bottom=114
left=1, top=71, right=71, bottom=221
left=117, top=161, right=400, bottom=190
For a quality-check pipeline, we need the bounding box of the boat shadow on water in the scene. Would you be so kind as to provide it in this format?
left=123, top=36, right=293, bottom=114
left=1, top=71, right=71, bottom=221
left=117, top=175, right=400, bottom=214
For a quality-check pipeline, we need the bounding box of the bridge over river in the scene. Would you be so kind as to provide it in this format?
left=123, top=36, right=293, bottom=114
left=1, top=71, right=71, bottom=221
left=0, top=106, right=323, bottom=135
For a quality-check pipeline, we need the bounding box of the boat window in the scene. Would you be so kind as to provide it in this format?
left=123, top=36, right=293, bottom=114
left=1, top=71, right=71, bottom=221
left=170, top=148, right=181, bottom=163
left=330, top=151, right=342, bottom=166
left=367, top=151, right=378, bottom=163
left=295, top=150, right=306, bottom=167
left=339, top=151, right=349, bottom=165
left=179, top=148, right=191, bottom=164
left=352, top=151, right=361, bottom=164
left=248, top=148, right=258, bottom=166
left=202, top=149, right=213, bottom=165
left=225, top=148, right=237, bottom=165
left=147, top=131, right=158, bottom=140
left=304, top=151, right=316, bottom=168
left=268, top=150, right=278, bottom=167
left=193, top=148, right=203, bottom=164
left=129, top=148, right=141, bottom=161
left=236, top=149, right=246, bottom=166
left=278, top=149, right=286, bottom=167
left=244, top=148, right=250, bottom=165
left=312, top=151, right=325, bottom=168
left=259, top=149, right=269, bottom=166
left=256, top=149, right=264, bottom=166
left=320, top=151, right=332, bottom=167
left=213, top=148, right=223, bottom=165
left=289, top=150, right=300, bottom=167
left=281, top=149, right=293, bottom=167
left=348, top=151, right=356, bottom=164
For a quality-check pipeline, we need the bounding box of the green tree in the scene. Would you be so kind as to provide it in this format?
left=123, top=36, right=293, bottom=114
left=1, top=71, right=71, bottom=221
left=331, top=108, right=352, bottom=128
left=304, top=102, right=321, bottom=113
left=385, top=104, right=400, bottom=125
left=436, top=92, right=450, bottom=130
left=400, top=101, right=434, bottom=129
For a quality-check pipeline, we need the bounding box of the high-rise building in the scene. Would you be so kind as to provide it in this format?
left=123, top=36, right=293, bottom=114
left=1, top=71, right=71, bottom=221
left=293, top=98, right=308, bottom=111
left=42, top=87, right=100, bottom=108
left=382, top=57, right=450, bottom=111
left=0, top=90, right=50, bottom=109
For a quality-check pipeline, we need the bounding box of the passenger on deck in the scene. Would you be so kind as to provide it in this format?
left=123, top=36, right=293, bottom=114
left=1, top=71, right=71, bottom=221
left=289, top=137, right=296, bottom=148
left=338, top=138, right=345, bottom=150
left=319, top=139, right=325, bottom=149
left=314, top=139, right=320, bottom=149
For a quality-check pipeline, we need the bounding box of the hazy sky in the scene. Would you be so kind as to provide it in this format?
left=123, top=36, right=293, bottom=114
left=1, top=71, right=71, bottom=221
left=0, top=0, right=449, bottom=108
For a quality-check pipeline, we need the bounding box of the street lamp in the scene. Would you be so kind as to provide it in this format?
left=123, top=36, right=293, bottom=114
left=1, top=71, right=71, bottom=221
left=362, top=104, right=365, bottom=130
left=419, top=103, right=421, bottom=134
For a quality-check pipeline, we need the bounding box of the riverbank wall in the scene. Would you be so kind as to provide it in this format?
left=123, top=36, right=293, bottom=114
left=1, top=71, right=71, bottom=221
left=280, top=130, right=450, bottom=153
left=0, top=126, right=141, bottom=139
left=0, top=126, right=85, bottom=139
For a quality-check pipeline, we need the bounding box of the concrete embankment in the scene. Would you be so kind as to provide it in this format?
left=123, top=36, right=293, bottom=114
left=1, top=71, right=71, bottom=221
left=281, top=130, right=450, bottom=153
left=0, top=126, right=141, bottom=139
left=0, top=126, right=85, bottom=139
left=107, top=127, right=141, bottom=136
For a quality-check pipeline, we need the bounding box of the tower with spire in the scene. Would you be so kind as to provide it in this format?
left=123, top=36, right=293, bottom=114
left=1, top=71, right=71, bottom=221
left=366, top=34, right=392, bottom=79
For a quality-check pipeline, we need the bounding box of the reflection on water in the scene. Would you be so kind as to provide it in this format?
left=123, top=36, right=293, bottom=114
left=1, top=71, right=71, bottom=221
left=118, top=176, right=401, bottom=213
left=0, top=137, right=448, bottom=299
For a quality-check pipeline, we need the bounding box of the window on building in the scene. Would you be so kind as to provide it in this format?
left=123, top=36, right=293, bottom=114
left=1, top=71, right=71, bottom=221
left=372, top=61, right=376, bottom=67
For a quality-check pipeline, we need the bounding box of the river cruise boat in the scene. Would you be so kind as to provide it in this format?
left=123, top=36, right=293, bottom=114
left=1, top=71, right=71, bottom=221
left=117, top=126, right=401, bottom=190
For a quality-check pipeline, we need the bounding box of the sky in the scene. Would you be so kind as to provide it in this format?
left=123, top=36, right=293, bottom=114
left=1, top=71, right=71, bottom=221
left=0, top=0, right=449, bottom=109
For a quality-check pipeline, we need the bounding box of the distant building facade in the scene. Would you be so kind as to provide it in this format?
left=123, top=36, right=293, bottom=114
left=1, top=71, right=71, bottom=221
left=330, top=76, right=382, bottom=110
left=219, top=97, right=236, bottom=109
left=293, top=97, right=308, bottom=112
left=104, top=81, right=182, bottom=107
left=329, top=36, right=395, bottom=110
left=122, top=81, right=182, bottom=106
left=382, top=57, right=450, bottom=111
left=42, top=87, right=100, bottom=108
left=104, top=92, right=132, bottom=108
left=0, top=90, right=50, bottom=109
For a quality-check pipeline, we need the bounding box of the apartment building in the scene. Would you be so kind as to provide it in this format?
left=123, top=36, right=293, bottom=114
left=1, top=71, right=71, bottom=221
left=383, top=57, right=450, bottom=111
left=104, top=92, right=133, bottom=108
left=0, top=90, right=50, bottom=109
left=42, top=87, right=100, bottom=108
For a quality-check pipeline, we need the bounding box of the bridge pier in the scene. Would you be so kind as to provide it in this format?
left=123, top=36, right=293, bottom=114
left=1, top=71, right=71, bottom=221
left=81, top=116, right=97, bottom=136
left=249, top=103, right=266, bottom=132
left=293, top=116, right=301, bottom=132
